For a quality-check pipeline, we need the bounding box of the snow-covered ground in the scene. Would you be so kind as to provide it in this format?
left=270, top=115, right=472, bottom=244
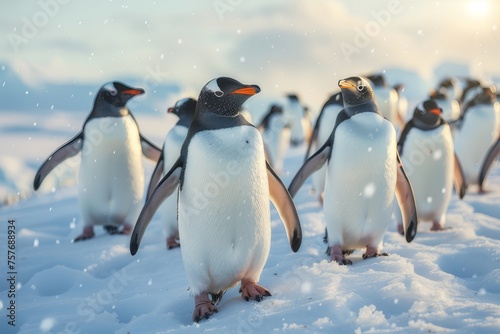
left=1, top=109, right=499, bottom=333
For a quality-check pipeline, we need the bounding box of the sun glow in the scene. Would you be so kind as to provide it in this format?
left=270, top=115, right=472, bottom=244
left=466, top=0, right=490, bottom=18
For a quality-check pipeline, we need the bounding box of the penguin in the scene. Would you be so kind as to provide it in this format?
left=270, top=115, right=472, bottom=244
left=366, top=73, right=403, bottom=129
left=429, top=89, right=461, bottom=125
left=304, top=92, right=343, bottom=203
left=454, top=86, right=500, bottom=192
left=437, top=77, right=463, bottom=102
left=284, top=93, right=311, bottom=146
left=34, top=81, right=161, bottom=241
left=147, top=97, right=197, bottom=249
left=258, top=104, right=291, bottom=174
left=458, top=78, right=482, bottom=107
left=130, top=77, right=302, bottom=322
left=397, top=100, right=466, bottom=232
left=393, top=83, right=409, bottom=123
left=288, top=76, right=417, bottom=265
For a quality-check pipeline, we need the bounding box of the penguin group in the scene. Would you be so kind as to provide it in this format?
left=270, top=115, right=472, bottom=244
left=33, top=72, right=500, bottom=323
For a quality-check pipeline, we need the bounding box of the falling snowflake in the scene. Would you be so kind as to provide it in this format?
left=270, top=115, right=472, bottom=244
left=40, top=317, right=56, bottom=332
left=34, top=239, right=39, bottom=247
left=363, top=183, right=376, bottom=198
left=426, top=197, right=432, bottom=203
left=433, top=150, right=442, bottom=160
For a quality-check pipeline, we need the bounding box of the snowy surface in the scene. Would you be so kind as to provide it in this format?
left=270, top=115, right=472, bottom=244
left=1, top=109, right=500, bottom=334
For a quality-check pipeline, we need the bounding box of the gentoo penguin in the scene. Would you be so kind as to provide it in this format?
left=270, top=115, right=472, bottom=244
left=304, top=92, right=343, bottom=203
left=258, top=104, right=291, bottom=174
left=130, top=77, right=302, bottom=322
left=147, top=97, right=197, bottom=249
left=34, top=82, right=161, bottom=241
left=288, top=76, right=417, bottom=265
left=429, top=89, right=461, bottom=125
left=454, top=86, right=500, bottom=192
left=397, top=100, right=466, bottom=231
left=458, top=78, right=482, bottom=106
left=285, top=93, right=311, bottom=146
left=366, top=73, right=403, bottom=129
left=437, top=77, right=463, bottom=102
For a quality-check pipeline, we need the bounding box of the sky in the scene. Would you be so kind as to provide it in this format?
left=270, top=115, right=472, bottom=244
left=1, top=0, right=499, bottom=111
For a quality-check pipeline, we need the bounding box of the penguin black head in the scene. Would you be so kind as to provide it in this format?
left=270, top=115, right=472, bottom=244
left=286, top=93, right=300, bottom=102
left=430, top=89, right=448, bottom=100
left=366, top=73, right=387, bottom=87
left=338, top=76, right=377, bottom=109
left=98, top=81, right=145, bottom=107
left=413, top=100, right=442, bottom=128
left=197, top=77, right=260, bottom=117
left=168, top=97, right=197, bottom=118
left=475, top=86, right=496, bottom=104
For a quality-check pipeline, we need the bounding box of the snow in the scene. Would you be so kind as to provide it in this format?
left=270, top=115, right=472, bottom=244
left=1, top=109, right=500, bottom=334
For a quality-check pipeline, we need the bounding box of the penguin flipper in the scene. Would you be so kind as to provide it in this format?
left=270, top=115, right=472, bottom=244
left=453, top=153, right=467, bottom=199
left=395, top=154, right=418, bottom=243
left=130, top=158, right=182, bottom=255
left=266, top=162, right=302, bottom=252
left=33, top=132, right=83, bottom=190
left=479, top=137, right=500, bottom=189
left=146, top=147, right=165, bottom=200
left=288, top=143, right=332, bottom=198
left=140, top=135, right=162, bottom=162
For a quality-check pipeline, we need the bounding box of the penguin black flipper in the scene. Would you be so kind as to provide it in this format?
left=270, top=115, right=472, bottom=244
left=288, top=141, right=332, bottom=199
left=266, top=161, right=302, bottom=252
left=454, top=153, right=467, bottom=199
left=33, top=132, right=83, bottom=190
left=304, top=109, right=324, bottom=161
left=130, top=158, right=183, bottom=255
left=146, top=144, right=165, bottom=200
left=395, top=153, right=418, bottom=243
left=479, top=137, right=500, bottom=189
left=140, top=134, right=161, bottom=161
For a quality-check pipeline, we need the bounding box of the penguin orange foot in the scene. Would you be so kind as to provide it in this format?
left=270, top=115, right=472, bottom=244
left=74, top=227, right=95, bottom=242
left=166, top=235, right=180, bottom=249
left=329, top=245, right=352, bottom=265
left=193, top=292, right=218, bottom=323
left=362, top=245, right=388, bottom=259
left=239, top=279, right=271, bottom=302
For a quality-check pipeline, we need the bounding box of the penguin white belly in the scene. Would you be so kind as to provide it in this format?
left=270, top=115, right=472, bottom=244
left=78, top=116, right=144, bottom=226
left=454, top=105, right=500, bottom=184
left=262, top=115, right=290, bottom=173
left=440, top=99, right=461, bottom=123
left=287, top=103, right=305, bottom=144
left=178, top=126, right=271, bottom=296
left=323, top=113, right=397, bottom=249
left=312, top=105, right=342, bottom=195
left=160, top=126, right=188, bottom=236
left=401, top=127, right=454, bottom=221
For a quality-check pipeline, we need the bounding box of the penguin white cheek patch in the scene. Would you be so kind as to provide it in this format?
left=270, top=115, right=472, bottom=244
left=205, top=79, right=223, bottom=97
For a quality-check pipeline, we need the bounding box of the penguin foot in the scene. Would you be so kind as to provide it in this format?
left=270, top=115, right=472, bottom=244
left=166, top=235, right=180, bottom=249
left=397, top=223, right=404, bottom=235
left=362, top=245, right=388, bottom=259
left=193, top=292, right=218, bottom=323
left=430, top=222, right=451, bottom=231
left=330, top=245, right=352, bottom=265
left=239, top=279, right=271, bottom=302
left=103, top=225, right=119, bottom=234
left=73, top=227, right=95, bottom=242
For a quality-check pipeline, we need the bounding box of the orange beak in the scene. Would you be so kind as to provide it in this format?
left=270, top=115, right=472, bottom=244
left=122, top=88, right=145, bottom=96
left=230, top=86, right=260, bottom=95
left=338, top=80, right=355, bottom=89
left=429, top=108, right=441, bottom=115
left=167, top=107, right=174, bottom=113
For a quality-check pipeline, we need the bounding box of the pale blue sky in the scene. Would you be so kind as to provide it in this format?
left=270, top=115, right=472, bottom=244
left=1, top=0, right=499, bottom=108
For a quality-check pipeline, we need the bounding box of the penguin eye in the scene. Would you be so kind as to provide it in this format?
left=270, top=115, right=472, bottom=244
left=214, top=91, right=224, bottom=97
left=419, top=109, right=426, bottom=115
left=109, top=90, right=117, bottom=96
left=356, top=81, right=365, bottom=92
left=104, top=83, right=117, bottom=96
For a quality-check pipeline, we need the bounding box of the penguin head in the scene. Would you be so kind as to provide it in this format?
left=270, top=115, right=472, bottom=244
left=197, top=77, right=260, bottom=116
left=286, top=93, right=300, bottom=102
left=366, top=73, right=387, bottom=87
left=338, top=76, right=376, bottom=108
left=413, top=100, right=442, bottom=128
left=168, top=97, right=197, bottom=118
left=474, top=86, right=496, bottom=104
left=98, top=81, right=145, bottom=107
left=430, top=89, right=448, bottom=101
